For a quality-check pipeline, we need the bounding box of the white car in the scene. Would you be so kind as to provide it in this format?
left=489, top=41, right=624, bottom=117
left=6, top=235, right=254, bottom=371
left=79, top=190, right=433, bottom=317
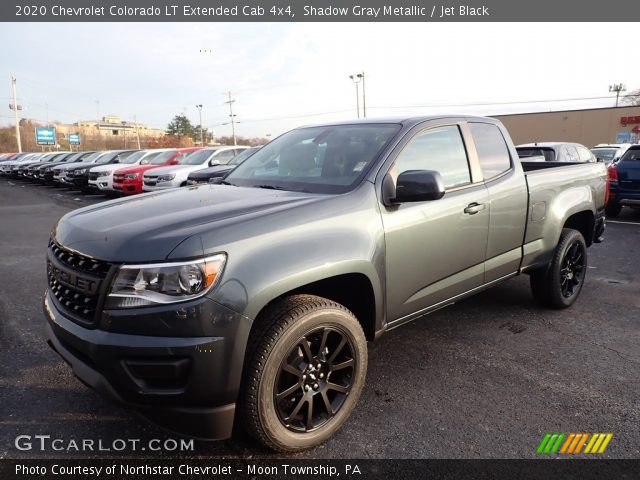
left=591, top=143, right=633, bottom=166
left=142, top=146, right=248, bottom=191
left=0, top=153, right=43, bottom=174
left=88, top=149, right=172, bottom=193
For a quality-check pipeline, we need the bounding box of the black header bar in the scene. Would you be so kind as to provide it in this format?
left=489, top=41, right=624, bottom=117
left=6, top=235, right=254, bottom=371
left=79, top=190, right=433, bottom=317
left=3, top=0, right=640, bottom=22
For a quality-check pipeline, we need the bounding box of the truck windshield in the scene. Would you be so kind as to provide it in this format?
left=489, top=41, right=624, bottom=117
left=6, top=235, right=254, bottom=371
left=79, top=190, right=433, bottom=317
left=119, top=150, right=148, bottom=164
left=148, top=150, right=177, bottom=165
left=181, top=149, right=218, bottom=165
left=228, top=147, right=259, bottom=165
left=139, top=151, right=165, bottom=165
left=591, top=148, right=617, bottom=162
left=80, top=152, right=103, bottom=163
left=225, top=124, right=400, bottom=194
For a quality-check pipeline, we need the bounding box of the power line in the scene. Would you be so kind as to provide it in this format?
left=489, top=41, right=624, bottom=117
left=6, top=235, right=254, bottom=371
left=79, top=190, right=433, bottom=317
left=370, top=95, right=615, bottom=110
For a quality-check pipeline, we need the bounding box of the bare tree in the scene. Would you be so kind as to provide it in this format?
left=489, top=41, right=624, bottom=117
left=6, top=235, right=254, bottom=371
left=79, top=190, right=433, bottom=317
left=622, top=88, right=640, bottom=106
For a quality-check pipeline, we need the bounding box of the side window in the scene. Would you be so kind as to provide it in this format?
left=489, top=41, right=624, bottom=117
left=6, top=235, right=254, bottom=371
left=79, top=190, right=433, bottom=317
left=577, top=147, right=593, bottom=162
left=564, top=146, right=579, bottom=162
left=394, top=125, right=471, bottom=189
left=469, top=123, right=512, bottom=180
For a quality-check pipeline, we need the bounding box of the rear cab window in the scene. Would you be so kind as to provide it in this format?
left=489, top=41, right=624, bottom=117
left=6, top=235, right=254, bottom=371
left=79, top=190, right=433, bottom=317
left=468, top=123, right=512, bottom=180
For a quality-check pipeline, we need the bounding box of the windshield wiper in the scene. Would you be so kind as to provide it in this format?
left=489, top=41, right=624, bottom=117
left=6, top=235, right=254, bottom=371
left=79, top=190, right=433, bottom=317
left=254, top=184, right=312, bottom=193
left=218, top=180, right=237, bottom=186
left=254, top=184, right=286, bottom=190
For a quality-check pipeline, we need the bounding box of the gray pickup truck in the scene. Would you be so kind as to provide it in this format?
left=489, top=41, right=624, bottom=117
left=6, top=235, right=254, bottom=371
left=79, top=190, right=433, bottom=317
left=44, top=116, right=606, bottom=452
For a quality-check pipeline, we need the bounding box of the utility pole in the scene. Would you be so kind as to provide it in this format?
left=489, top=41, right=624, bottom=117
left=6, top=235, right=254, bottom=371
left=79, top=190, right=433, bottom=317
left=195, top=104, right=204, bottom=146
left=134, top=115, right=141, bottom=149
left=11, top=77, right=22, bottom=152
left=609, top=83, right=626, bottom=107
left=225, top=92, right=237, bottom=146
left=349, top=74, right=361, bottom=118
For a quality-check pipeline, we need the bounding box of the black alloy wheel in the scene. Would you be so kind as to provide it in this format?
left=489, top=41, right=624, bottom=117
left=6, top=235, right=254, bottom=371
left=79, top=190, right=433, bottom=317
left=559, top=240, right=586, bottom=298
left=240, top=294, right=367, bottom=452
left=530, top=228, right=588, bottom=309
left=274, top=326, right=356, bottom=432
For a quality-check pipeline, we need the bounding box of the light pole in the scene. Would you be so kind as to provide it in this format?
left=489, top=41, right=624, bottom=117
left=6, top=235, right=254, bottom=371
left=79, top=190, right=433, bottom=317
left=225, top=92, right=237, bottom=146
left=10, top=76, right=22, bottom=152
left=195, top=104, right=204, bottom=145
left=349, top=74, right=362, bottom=118
left=609, top=84, right=626, bottom=107
left=121, top=121, right=127, bottom=148
left=357, top=72, right=366, bottom=118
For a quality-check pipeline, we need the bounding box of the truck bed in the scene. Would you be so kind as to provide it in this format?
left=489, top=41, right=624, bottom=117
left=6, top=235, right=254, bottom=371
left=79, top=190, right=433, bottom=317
left=519, top=161, right=607, bottom=271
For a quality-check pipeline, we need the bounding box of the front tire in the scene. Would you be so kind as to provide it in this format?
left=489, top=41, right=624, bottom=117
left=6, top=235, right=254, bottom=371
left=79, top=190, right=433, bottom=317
left=240, top=295, right=367, bottom=452
left=530, top=228, right=587, bottom=309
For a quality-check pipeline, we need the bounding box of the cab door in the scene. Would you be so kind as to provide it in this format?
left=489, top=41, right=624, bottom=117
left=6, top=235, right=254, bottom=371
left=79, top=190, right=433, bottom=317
left=380, top=123, right=489, bottom=323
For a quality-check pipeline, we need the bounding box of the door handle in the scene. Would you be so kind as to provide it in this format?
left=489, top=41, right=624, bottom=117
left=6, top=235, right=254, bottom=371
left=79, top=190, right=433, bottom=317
left=464, top=203, right=486, bottom=215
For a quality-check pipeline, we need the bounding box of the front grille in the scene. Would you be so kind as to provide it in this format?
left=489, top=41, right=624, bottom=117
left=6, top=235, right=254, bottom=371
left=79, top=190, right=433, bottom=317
left=113, top=174, right=124, bottom=182
left=143, top=178, right=157, bottom=186
left=88, top=172, right=99, bottom=181
left=47, top=239, right=113, bottom=325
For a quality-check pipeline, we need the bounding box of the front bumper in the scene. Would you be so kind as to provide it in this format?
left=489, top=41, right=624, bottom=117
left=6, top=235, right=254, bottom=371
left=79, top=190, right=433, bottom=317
left=142, top=182, right=177, bottom=192
left=43, top=291, right=248, bottom=439
left=113, top=180, right=141, bottom=194
left=70, top=176, right=90, bottom=189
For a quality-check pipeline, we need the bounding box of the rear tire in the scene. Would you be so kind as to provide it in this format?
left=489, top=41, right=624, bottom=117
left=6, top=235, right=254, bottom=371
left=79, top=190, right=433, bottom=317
left=605, top=202, right=622, bottom=217
left=240, top=295, right=367, bottom=452
left=530, top=228, right=587, bottom=309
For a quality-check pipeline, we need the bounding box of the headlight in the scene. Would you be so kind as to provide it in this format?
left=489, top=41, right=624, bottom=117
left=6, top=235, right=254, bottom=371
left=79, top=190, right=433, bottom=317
left=124, top=173, right=139, bottom=180
left=105, top=254, right=226, bottom=308
left=98, top=171, right=110, bottom=177
left=157, top=174, right=176, bottom=182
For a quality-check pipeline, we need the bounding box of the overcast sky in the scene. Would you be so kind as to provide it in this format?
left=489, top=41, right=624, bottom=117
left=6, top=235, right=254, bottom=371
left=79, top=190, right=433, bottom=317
left=2, top=22, right=638, bottom=139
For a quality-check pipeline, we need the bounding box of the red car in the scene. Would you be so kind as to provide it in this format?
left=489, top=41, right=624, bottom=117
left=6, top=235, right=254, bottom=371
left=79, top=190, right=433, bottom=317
left=112, top=147, right=202, bottom=195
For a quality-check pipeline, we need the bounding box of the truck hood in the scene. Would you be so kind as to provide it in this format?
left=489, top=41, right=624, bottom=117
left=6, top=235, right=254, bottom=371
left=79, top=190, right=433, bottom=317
left=54, top=184, right=324, bottom=262
left=190, top=165, right=234, bottom=178
left=53, top=161, right=95, bottom=172
left=114, top=164, right=165, bottom=175
left=90, top=163, right=138, bottom=173
left=143, top=165, right=198, bottom=176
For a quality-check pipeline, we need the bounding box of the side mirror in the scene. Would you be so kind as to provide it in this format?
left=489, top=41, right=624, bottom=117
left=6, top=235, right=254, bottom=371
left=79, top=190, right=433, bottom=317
left=383, top=169, right=445, bottom=206
left=209, top=160, right=221, bottom=166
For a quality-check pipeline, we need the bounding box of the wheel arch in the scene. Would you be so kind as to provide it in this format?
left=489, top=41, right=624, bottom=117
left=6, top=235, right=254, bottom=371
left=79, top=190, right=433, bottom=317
left=248, top=272, right=380, bottom=342
left=563, top=210, right=595, bottom=246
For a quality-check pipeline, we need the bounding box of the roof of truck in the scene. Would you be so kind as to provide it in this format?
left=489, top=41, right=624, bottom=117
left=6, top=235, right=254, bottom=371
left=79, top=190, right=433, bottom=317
left=300, top=115, right=500, bottom=129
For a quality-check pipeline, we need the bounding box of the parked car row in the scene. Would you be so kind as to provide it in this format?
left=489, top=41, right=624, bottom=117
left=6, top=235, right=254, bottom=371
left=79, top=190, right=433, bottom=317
left=512, top=141, right=635, bottom=166
left=0, top=146, right=260, bottom=196
left=605, top=144, right=640, bottom=217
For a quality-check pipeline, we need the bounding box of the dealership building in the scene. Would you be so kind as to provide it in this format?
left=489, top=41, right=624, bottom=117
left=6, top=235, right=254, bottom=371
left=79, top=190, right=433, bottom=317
left=494, top=105, right=640, bottom=148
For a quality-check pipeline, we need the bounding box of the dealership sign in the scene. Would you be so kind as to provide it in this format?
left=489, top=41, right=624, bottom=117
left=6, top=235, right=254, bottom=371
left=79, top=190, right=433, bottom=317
left=35, top=127, right=56, bottom=145
left=620, top=116, right=640, bottom=125
left=69, top=133, right=81, bottom=145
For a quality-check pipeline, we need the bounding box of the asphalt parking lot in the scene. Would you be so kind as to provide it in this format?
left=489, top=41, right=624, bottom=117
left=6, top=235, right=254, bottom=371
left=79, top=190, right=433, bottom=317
left=0, top=179, right=639, bottom=460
